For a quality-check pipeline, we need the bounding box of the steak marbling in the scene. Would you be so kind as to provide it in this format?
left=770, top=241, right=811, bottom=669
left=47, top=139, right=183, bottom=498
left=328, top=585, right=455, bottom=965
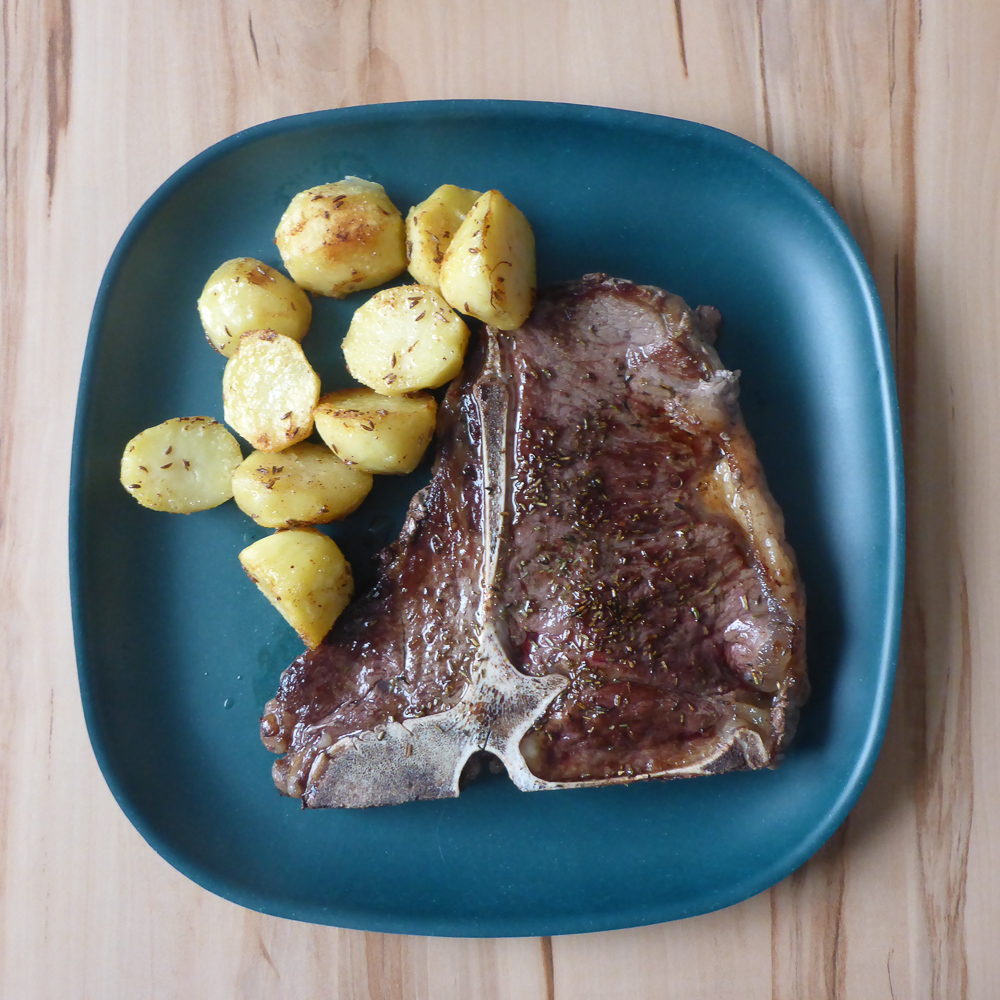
left=261, top=275, right=808, bottom=807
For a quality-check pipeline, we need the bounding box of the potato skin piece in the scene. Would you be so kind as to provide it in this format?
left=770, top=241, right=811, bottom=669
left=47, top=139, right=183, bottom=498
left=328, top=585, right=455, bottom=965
left=239, top=528, right=354, bottom=649
left=438, top=189, right=536, bottom=330
left=314, top=388, right=437, bottom=475
left=274, top=177, right=407, bottom=298
left=405, top=184, right=482, bottom=290
left=232, top=443, right=373, bottom=527
left=197, top=257, right=312, bottom=357
left=120, top=416, right=242, bottom=513
left=342, top=284, right=470, bottom=396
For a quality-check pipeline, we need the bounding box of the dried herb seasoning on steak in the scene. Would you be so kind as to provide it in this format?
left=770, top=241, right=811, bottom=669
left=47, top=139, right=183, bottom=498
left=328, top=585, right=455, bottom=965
left=261, top=274, right=808, bottom=807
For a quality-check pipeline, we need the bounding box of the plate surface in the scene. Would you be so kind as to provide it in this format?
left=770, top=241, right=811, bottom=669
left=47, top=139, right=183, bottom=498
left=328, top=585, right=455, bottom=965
left=71, top=101, right=903, bottom=936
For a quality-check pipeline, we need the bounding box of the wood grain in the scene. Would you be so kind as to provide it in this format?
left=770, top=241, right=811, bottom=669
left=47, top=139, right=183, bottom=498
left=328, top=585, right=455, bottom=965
left=2, top=0, right=998, bottom=996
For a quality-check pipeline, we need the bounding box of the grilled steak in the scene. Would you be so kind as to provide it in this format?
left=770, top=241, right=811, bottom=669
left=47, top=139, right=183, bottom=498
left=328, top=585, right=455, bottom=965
left=261, top=275, right=808, bottom=807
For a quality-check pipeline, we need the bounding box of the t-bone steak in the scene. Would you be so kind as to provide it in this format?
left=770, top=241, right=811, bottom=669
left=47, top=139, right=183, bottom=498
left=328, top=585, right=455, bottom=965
left=261, top=274, right=808, bottom=807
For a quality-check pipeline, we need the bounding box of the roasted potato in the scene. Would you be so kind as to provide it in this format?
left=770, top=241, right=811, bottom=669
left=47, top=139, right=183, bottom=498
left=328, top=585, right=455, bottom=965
left=222, top=330, right=321, bottom=452
left=405, top=184, right=482, bottom=290
left=314, top=388, right=437, bottom=474
left=232, top=442, right=373, bottom=527
left=197, top=257, right=312, bottom=357
left=438, top=189, right=536, bottom=330
left=120, top=416, right=242, bottom=513
left=274, top=177, right=407, bottom=298
left=239, top=528, right=353, bottom=649
left=342, top=284, right=470, bottom=396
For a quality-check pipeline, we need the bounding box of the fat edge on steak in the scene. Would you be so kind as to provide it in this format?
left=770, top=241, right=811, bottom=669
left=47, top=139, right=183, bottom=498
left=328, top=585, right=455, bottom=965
left=261, top=275, right=808, bottom=807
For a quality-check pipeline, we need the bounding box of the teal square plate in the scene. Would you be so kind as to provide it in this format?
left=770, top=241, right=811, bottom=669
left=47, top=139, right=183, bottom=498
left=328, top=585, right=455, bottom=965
left=71, top=101, right=903, bottom=936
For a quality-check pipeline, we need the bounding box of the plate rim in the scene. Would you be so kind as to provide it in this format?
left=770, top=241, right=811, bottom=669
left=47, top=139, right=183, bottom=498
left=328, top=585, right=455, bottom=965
left=70, top=98, right=905, bottom=937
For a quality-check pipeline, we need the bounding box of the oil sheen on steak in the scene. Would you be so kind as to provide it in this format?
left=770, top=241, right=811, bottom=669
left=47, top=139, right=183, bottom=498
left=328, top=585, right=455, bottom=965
left=261, top=275, right=808, bottom=807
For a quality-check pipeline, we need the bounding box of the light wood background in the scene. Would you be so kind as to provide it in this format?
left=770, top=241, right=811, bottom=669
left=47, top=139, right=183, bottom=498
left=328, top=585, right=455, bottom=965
left=2, top=0, right=997, bottom=996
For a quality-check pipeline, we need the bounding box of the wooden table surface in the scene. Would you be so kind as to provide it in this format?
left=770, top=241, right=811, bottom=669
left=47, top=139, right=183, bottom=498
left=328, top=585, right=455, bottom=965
left=3, top=0, right=997, bottom=996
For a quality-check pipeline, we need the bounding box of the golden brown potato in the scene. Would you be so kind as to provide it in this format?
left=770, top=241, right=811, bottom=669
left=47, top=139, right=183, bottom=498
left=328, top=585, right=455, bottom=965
left=222, top=331, right=321, bottom=452
left=438, top=189, right=536, bottom=330
left=232, top=442, right=373, bottom=527
left=239, top=528, right=353, bottom=649
left=274, top=177, right=407, bottom=298
left=120, top=416, right=243, bottom=513
left=405, top=184, right=482, bottom=290
left=314, top=388, right=437, bottom=474
left=341, top=284, right=470, bottom=396
left=197, top=257, right=312, bottom=357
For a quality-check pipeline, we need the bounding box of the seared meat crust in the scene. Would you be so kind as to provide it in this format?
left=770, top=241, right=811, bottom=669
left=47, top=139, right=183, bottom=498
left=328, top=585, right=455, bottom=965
left=262, top=275, right=807, bottom=807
